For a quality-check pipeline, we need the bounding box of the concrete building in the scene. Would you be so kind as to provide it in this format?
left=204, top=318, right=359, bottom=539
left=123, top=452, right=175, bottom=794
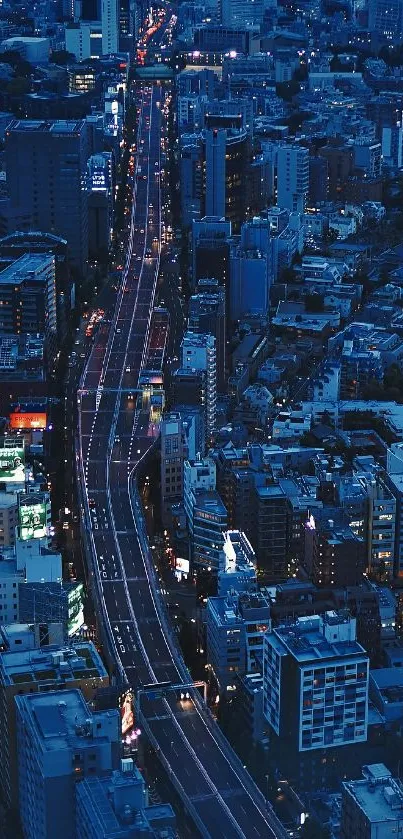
left=341, top=764, right=403, bottom=839
left=207, top=590, right=270, bottom=691
left=304, top=517, right=366, bottom=588
left=0, top=632, right=109, bottom=809
left=87, top=152, right=114, bottom=259
left=203, top=128, right=249, bottom=232
left=277, top=146, right=309, bottom=214
left=188, top=278, right=226, bottom=391
left=6, top=120, right=89, bottom=273
left=0, top=253, right=57, bottom=358
left=76, top=760, right=176, bottom=838
left=181, top=331, right=217, bottom=433
left=264, top=612, right=369, bottom=782
left=160, top=413, right=185, bottom=526
left=0, top=492, right=18, bottom=548
left=368, top=0, right=403, bottom=36
left=101, top=0, right=119, bottom=54
left=192, top=216, right=231, bottom=290
left=191, top=490, right=227, bottom=572
left=16, top=689, right=119, bottom=839
left=218, top=530, right=257, bottom=596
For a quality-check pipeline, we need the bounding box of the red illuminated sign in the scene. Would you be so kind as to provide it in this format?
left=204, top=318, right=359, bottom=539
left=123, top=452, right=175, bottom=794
left=9, top=413, right=47, bottom=430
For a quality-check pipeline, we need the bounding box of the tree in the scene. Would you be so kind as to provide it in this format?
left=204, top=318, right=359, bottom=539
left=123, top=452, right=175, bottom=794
left=276, top=79, right=300, bottom=101
left=305, top=292, right=324, bottom=313
left=299, top=817, right=331, bottom=839
left=50, top=49, right=75, bottom=65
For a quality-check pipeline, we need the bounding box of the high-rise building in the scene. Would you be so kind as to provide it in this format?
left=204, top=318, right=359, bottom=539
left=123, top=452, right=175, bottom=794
left=263, top=612, right=369, bottom=784
left=277, top=145, right=309, bottom=214
left=87, top=152, right=114, bottom=259
left=304, top=518, right=366, bottom=588
left=341, top=764, right=403, bottom=839
left=181, top=331, right=217, bottom=433
left=207, top=590, right=270, bottom=691
left=0, top=253, right=57, bottom=359
left=368, top=0, right=403, bottom=36
left=204, top=128, right=249, bottom=232
left=192, top=216, right=231, bottom=290
left=221, top=0, right=264, bottom=26
left=0, top=630, right=109, bottom=809
left=101, top=0, right=118, bottom=54
left=188, top=278, right=226, bottom=391
left=15, top=689, right=119, bottom=839
left=160, top=412, right=185, bottom=526
left=192, top=490, right=228, bottom=571
left=5, top=120, right=89, bottom=273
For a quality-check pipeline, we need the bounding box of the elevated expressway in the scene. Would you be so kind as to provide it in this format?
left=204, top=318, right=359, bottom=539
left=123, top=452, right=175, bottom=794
left=77, top=83, right=287, bottom=839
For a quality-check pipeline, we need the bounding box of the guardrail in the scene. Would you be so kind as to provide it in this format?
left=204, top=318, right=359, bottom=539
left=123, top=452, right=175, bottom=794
left=128, top=460, right=288, bottom=839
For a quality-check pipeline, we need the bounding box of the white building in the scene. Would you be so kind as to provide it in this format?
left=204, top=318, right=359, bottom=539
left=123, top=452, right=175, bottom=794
left=181, top=331, right=217, bottom=432
left=277, top=146, right=309, bottom=214
left=272, top=410, right=312, bottom=441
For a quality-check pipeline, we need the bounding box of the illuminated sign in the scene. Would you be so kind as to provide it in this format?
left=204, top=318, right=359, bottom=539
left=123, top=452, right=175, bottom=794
left=120, top=691, right=134, bottom=735
left=0, top=443, right=25, bottom=484
left=306, top=514, right=316, bottom=530
left=67, top=583, right=85, bottom=637
left=175, top=557, right=190, bottom=574
left=19, top=499, right=47, bottom=541
left=10, top=412, right=47, bottom=430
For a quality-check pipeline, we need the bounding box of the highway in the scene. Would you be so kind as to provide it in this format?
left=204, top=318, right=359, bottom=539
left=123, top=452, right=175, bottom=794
left=76, top=83, right=287, bottom=838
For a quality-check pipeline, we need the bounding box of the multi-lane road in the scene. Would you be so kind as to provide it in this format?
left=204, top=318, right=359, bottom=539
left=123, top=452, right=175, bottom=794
left=76, top=82, right=287, bottom=838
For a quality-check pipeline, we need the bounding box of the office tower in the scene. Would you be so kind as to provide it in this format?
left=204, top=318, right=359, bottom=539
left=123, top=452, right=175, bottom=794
left=207, top=589, right=270, bottom=691
left=5, top=120, right=89, bottom=274
left=160, top=412, right=185, bottom=526
left=15, top=689, right=119, bottom=839
left=180, top=140, right=203, bottom=227
left=368, top=0, right=403, bottom=36
left=191, top=490, right=228, bottom=572
left=76, top=760, right=176, bottom=838
left=0, top=253, right=57, bottom=359
left=263, top=612, right=369, bottom=787
left=188, top=278, right=226, bottom=391
left=277, top=145, right=309, bottom=214
left=0, top=632, right=109, bottom=809
left=254, top=484, right=289, bottom=579
left=101, top=0, right=118, bottom=54
left=221, top=0, right=264, bottom=26
left=304, top=518, right=366, bottom=587
left=87, top=152, right=114, bottom=259
left=192, top=216, right=231, bottom=290
left=309, top=155, right=328, bottom=203
left=230, top=247, right=270, bottom=322
left=204, top=128, right=248, bottom=232
left=181, top=331, right=217, bottom=433
left=341, top=764, right=403, bottom=839
left=0, top=231, right=74, bottom=346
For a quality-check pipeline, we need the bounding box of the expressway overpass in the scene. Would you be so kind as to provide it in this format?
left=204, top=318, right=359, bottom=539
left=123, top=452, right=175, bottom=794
left=77, top=83, right=287, bottom=839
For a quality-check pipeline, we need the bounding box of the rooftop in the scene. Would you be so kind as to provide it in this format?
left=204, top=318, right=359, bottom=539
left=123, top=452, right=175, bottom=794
left=0, top=640, right=107, bottom=686
left=343, top=765, right=403, bottom=824
left=270, top=612, right=367, bottom=663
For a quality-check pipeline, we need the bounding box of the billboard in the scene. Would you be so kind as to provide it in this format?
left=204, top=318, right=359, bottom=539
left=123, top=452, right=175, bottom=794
left=9, top=412, right=47, bottom=431
left=0, top=443, right=25, bottom=484
left=19, top=500, right=47, bottom=541
left=175, top=557, right=190, bottom=574
left=67, top=583, right=85, bottom=637
left=120, top=691, right=134, bottom=735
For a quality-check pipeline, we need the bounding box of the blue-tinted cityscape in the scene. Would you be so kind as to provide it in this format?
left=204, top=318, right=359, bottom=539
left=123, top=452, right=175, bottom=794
left=1, top=0, right=403, bottom=836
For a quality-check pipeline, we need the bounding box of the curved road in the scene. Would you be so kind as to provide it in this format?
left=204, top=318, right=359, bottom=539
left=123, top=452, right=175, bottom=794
left=77, top=83, right=286, bottom=839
